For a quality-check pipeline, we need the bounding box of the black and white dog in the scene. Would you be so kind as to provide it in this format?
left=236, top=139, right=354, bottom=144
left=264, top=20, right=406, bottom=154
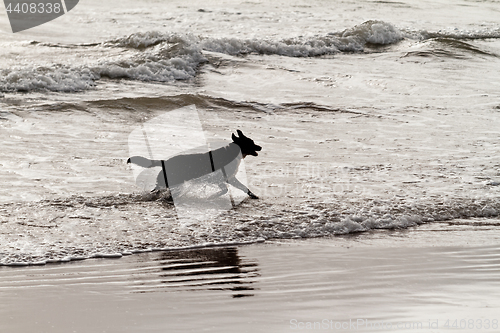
left=127, top=130, right=261, bottom=199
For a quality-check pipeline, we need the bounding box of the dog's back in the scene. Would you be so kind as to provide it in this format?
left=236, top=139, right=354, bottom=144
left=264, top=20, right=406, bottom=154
left=157, top=142, right=241, bottom=188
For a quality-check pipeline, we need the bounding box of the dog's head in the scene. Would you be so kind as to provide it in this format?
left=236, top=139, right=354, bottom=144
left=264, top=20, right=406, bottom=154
left=232, top=130, right=262, bottom=157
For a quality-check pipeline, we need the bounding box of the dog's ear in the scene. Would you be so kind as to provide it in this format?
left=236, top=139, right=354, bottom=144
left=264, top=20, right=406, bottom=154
left=237, top=129, right=246, bottom=138
left=232, top=133, right=239, bottom=142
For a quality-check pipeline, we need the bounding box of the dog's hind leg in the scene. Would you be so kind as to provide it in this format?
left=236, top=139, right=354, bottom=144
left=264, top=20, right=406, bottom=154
left=208, top=182, right=229, bottom=200
left=217, top=182, right=229, bottom=195
left=227, top=176, right=259, bottom=199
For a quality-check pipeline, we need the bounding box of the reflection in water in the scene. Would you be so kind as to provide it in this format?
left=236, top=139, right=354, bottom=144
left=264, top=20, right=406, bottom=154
left=0, top=246, right=260, bottom=299
left=131, top=247, right=260, bottom=298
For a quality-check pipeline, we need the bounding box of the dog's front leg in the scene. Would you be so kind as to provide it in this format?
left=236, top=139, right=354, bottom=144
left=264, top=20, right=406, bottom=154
left=227, top=176, right=259, bottom=199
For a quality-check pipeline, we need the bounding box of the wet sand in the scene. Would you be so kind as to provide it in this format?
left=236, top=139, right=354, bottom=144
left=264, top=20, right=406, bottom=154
left=1, top=227, right=500, bottom=333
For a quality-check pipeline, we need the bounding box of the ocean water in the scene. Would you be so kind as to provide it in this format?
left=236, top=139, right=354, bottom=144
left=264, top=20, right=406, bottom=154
left=1, top=0, right=500, bottom=265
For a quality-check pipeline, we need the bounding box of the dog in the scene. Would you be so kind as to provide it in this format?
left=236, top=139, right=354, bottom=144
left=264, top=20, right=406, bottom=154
left=127, top=130, right=261, bottom=199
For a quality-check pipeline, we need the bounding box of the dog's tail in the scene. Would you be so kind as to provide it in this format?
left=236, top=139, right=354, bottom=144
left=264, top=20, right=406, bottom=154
left=127, top=156, right=162, bottom=168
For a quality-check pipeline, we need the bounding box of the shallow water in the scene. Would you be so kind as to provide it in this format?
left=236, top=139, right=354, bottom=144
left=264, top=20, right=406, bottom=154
left=1, top=101, right=500, bottom=264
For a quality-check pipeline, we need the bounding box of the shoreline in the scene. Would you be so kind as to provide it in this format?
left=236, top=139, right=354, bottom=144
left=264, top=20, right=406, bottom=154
left=1, top=236, right=499, bottom=333
left=0, top=237, right=267, bottom=267
left=1, top=214, right=499, bottom=267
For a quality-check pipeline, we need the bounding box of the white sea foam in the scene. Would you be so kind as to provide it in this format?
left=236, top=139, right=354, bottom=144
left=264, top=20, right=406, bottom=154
left=0, top=21, right=406, bottom=92
left=200, top=37, right=340, bottom=57
left=337, top=20, right=404, bottom=50
left=109, top=31, right=182, bottom=49
left=0, top=66, right=98, bottom=92
left=2, top=20, right=499, bottom=93
left=124, top=20, right=404, bottom=56
left=0, top=194, right=499, bottom=265
left=403, top=27, right=500, bottom=41
left=0, top=37, right=207, bottom=92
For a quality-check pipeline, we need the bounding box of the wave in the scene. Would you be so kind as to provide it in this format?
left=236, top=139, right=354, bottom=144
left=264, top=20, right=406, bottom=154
left=84, top=94, right=354, bottom=114
left=1, top=20, right=499, bottom=93
left=403, top=37, right=499, bottom=59
left=110, top=20, right=403, bottom=55
left=106, top=21, right=500, bottom=56
left=1, top=193, right=499, bottom=265
left=0, top=35, right=207, bottom=92
left=404, top=27, right=500, bottom=41
left=0, top=21, right=403, bottom=93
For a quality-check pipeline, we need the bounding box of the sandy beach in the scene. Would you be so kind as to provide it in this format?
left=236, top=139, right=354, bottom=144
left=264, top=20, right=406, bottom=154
left=1, top=0, right=500, bottom=331
left=1, top=232, right=500, bottom=333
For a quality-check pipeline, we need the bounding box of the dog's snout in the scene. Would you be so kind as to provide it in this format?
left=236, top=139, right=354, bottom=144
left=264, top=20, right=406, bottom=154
left=255, top=145, right=262, bottom=151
